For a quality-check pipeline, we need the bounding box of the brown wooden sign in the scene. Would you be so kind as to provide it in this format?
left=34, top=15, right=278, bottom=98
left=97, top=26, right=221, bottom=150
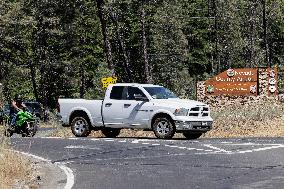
left=210, top=68, right=258, bottom=82
left=205, top=68, right=258, bottom=96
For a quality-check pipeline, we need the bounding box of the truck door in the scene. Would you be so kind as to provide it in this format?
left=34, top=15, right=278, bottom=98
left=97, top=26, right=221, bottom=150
left=123, top=87, right=151, bottom=128
left=102, top=86, right=126, bottom=127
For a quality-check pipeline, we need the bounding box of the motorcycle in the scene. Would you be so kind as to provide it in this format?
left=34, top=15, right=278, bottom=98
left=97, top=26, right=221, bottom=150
left=3, top=109, right=38, bottom=137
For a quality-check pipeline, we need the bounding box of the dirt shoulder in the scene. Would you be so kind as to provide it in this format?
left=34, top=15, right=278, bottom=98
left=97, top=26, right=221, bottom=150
left=0, top=135, right=67, bottom=189
left=31, top=159, right=68, bottom=189
left=0, top=139, right=35, bottom=189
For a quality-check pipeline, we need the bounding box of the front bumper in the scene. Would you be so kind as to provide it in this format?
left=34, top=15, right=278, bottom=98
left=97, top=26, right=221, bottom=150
left=175, top=120, right=213, bottom=132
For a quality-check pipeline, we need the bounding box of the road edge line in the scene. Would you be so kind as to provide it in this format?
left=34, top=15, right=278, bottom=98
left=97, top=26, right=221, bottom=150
left=11, top=149, right=75, bottom=189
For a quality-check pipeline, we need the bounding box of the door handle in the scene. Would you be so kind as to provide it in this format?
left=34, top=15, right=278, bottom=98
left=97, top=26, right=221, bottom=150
left=124, top=104, right=131, bottom=108
left=105, top=103, right=112, bottom=107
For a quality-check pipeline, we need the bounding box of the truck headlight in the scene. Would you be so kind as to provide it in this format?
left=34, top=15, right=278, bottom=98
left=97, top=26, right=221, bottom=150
left=174, top=108, right=189, bottom=116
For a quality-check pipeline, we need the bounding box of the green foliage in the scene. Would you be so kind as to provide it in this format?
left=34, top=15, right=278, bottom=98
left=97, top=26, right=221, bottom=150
left=0, top=0, right=284, bottom=106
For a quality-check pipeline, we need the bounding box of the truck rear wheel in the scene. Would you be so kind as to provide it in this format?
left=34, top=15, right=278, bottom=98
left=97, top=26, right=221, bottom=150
left=71, top=117, right=91, bottom=137
left=183, top=132, right=203, bottom=140
left=101, top=128, right=120, bottom=138
left=153, top=117, right=175, bottom=139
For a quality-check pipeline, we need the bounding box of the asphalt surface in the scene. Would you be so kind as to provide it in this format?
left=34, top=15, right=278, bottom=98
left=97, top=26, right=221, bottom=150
left=10, top=136, right=284, bottom=189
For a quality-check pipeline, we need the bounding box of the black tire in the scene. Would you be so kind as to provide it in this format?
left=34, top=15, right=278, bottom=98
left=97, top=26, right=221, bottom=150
left=101, top=128, right=120, bottom=138
left=183, top=132, right=203, bottom=140
left=4, top=129, right=13, bottom=137
left=24, top=122, right=38, bottom=137
left=71, top=117, right=91, bottom=137
left=152, top=117, right=175, bottom=139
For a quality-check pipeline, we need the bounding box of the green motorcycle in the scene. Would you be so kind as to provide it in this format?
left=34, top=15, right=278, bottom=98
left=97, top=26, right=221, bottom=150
left=3, top=110, right=38, bottom=137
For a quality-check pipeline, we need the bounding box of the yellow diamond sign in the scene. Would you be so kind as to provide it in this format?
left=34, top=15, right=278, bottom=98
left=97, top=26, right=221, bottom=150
left=101, top=77, right=118, bottom=89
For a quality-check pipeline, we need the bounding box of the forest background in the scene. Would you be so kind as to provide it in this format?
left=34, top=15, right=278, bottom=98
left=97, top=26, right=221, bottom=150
left=0, top=0, right=283, bottom=108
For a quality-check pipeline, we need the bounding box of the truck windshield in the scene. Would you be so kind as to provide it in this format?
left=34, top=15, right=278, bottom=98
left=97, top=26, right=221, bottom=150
left=144, top=87, right=178, bottom=99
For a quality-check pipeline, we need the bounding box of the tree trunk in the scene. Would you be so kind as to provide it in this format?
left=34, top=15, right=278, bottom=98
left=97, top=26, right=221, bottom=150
left=29, top=60, right=39, bottom=101
left=262, top=0, right=270, bottom=67
left=96, top=0, right=115, bottom=74
left=213, top=0, right=220, bottom=73
left=79, top=63, right=85, bottom=98
left=250, top=2, right=256, bottom=67
left=109, top=7, right=133, bottom=82
left=141, top=6, right=152, bottom=84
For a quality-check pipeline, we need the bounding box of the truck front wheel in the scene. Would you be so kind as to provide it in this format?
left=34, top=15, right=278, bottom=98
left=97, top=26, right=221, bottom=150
left=71, top=117, right=91, bottom=137
left=153, top=117, right=175, bottom=139
left=101, top=128, right=120, bottom=138
left=183, top=132, right=203, bottom=140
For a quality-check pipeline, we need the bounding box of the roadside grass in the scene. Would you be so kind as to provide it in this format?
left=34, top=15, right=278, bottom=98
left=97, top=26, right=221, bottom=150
left=47, top=99, right=284, bottom=139
left=48, top=126, right=158, bottom=138
left=0, top=133, right=36, bottom=189
left=205, top=99, right=284, bottom=138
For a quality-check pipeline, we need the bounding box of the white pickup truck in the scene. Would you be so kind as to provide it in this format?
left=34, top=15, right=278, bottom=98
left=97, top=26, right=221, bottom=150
left=58, top=83, right=213, bottom=139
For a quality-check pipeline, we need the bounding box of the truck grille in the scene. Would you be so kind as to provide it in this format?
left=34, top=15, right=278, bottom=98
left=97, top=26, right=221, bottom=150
left=190, top=107, right=200, bottom=111
left=188, top=106, right=209, bottom=117
left=189, top=113, right=199, bottom=116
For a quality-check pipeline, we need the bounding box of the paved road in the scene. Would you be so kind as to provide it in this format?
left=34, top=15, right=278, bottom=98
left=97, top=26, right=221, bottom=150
left=11, top=137, right=284, bottom=189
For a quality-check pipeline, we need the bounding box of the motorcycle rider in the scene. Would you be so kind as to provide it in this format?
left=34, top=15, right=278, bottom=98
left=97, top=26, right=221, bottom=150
left=10, top=94, right=26, bottom=127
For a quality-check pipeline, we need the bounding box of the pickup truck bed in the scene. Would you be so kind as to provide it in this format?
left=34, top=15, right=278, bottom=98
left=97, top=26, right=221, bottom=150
left=59, top=99, right=104, bottom=127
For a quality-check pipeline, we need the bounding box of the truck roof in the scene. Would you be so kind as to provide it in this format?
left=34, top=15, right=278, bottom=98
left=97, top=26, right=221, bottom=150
left=112, top=83, right=162, bottom=87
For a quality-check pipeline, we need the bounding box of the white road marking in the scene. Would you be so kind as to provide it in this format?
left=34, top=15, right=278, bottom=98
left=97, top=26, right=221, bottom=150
left=65, top=145, right=100, bottom=150
left=224, top=143, right=260, bottom=146
left=67, top=138, right=79, bottom=140
left=197, top=144, right=284, bottom=155
left=196, top=149, right=204, bottom=151
left=11, top=150, right=75, bottom=189
left=152, top=144, right=160, bottom=146
left=131, top=140, right=139, bottom=144
left=221, top=142, right=233, bottom=144
left=40, top=137, right=62, bottom=139
left=236, top=145, right=284, bottom=154
left=33, top=137, right=284, bottom=157
left=187, top=148, right=196, bottom=150
left=136, top=139, right=151, bottom=142
left=91, top=139, right=100, bottom=141
left=56, top=163, right=75, bottom=189
left=104, top=139, right=115, bottom=142
left=203, top=144, right=232, bottom=153
left=169, top=145, right=179, bottom=148
left=95, top=153, right=187, bottom=161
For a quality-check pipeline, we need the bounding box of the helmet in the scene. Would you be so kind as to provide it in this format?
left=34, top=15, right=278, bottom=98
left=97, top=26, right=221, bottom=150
left=14, top=94, right=23, bottom=102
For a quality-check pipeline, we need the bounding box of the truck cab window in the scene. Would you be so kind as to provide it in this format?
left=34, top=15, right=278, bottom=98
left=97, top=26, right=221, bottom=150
left=127, top=87, right=146, bottom=100
left=110, top=86, right=125, bottom=100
